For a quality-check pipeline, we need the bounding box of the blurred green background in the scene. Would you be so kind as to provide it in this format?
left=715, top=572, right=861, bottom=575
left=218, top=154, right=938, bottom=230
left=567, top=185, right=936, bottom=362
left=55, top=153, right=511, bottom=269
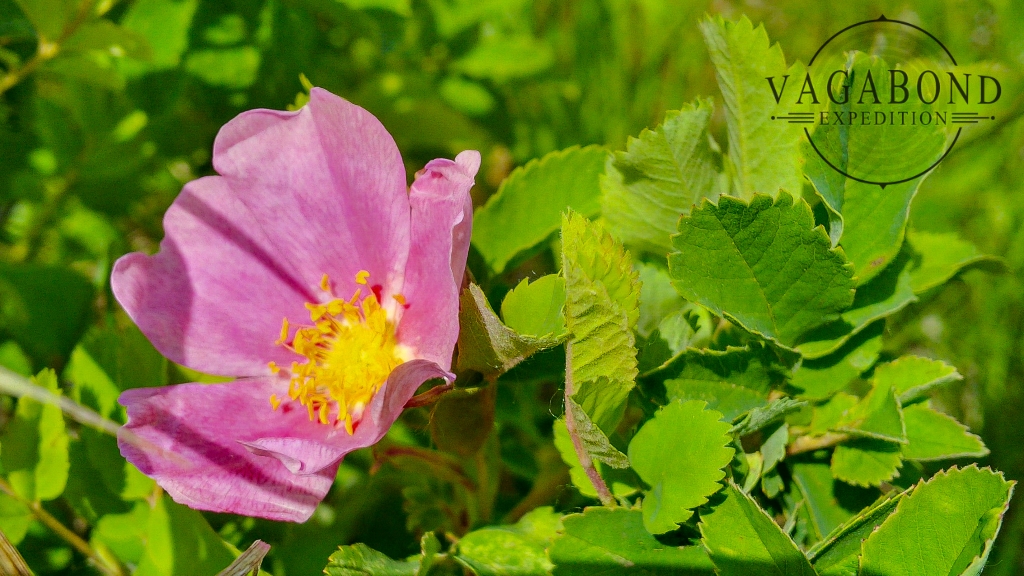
left=1, top=0, right=1023, bottom=574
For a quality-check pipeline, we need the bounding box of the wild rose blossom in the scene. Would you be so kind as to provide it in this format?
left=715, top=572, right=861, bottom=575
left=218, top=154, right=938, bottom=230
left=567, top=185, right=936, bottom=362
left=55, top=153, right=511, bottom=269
left=112, top=88, right=479, bottom=522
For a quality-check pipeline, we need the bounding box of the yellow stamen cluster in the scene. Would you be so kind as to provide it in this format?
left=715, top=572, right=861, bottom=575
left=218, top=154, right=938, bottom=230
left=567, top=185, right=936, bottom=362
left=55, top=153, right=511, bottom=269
left=272, top=271, right=404, bottom=433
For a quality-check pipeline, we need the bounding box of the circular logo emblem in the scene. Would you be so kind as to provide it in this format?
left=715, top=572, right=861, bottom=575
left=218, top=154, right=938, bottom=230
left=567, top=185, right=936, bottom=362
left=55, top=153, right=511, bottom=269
left=770, top=16, right=1001, bottom=187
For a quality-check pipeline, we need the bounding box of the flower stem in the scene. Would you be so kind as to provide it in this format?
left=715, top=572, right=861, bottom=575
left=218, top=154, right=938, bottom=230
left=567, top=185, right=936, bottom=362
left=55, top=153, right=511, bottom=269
left=563, top=341, right=615, bottom=506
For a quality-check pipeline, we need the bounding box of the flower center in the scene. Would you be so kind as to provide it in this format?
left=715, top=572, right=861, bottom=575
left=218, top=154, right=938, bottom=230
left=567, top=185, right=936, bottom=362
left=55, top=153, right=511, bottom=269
left=269, top=271, right=405, bottom=433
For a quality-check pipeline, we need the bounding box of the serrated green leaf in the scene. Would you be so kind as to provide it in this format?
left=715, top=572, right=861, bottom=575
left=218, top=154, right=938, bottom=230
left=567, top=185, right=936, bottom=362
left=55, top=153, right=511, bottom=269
left=601, top=98, right=723, bottom=253
left=873, top=355, right=962, bottom=405
left=669, top=193, right=854, bottom=348
left=830, top=439, right=902, bottom=487
left=791, top=322, right=883, bottom=400
left=628, top=400, right=734, bottom=533
left=665, top=379, right=767, bottom=422
left=699, top=483, right=816, bottom=576
left=457, top=283, right=565, bottom=379
left=732, top=397, right=806, bottom=436
left=659, top=344, right=778, bottom=396
left=549, top=508, right=715, bottom=576
left=699, top=16, right=803, bottom=199
left=561, top=212, right=640, bottom=434
left=790, top=459, right=878, bottom=542
left=501, top=275, right=566, bottom=338
left=552, top=419, right=640, bottom=500
left=835, top=381, right=906, bottom=444
left=0, top=369, right=69, bottom=502
left=796, top=253, right=916, bottom=359
left=807, top=488, right=903, bottom=575
left=859, top=466, right=1014, bottom=576
left=902, top=403, right=988, bottom=462
left=906, top=230, right=1003, bottom=294
left=474, top=146, right=606, bottom=273
left=324, top=544, right=419, bottom=576
left=565, top=397, right=630, bottom=469
left=809, top=393, right=859, bottom=436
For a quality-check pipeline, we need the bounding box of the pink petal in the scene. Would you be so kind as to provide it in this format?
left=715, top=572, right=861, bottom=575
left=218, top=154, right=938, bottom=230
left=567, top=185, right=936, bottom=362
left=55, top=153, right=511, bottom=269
left=119, top=377, right=347, bottom=522
left=112, top=88, right=411, bottom=376
left=112, top=177, right=312, bottom=376
left=118, top=361, right=452, bottom=522
left=397, top=151, right=480, bottom=367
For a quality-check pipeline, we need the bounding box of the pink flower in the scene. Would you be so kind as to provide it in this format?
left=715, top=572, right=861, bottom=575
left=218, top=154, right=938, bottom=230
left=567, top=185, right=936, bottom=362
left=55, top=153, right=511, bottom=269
left=112, top=88, right=479, bottom=522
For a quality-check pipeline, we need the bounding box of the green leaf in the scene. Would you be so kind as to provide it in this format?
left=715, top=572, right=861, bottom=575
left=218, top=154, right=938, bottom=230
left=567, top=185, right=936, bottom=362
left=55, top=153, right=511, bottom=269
left=796, top=254, right=916, bottom=359
left=665, top=379, right=766, bottom=422
left=134, top=495, right=237, bottom=576
left=91, top=502, right=150, bottom=567
left=0, top=369, right=69, bottom=502
left=563, top=396, right=630, bottom=469
left=549, top=508, right=715, bottom=576
left=761, top=423, right=789, bottom=475
left=0, top=262, right=94, bottom=368
left=808, top=393, right=859, bottom=436
left=561, top=212, right=640, bottom=434
left=552, top=419, right=639, bottom=500
left=457, top=283, right=565, bottom=379
left=731, top=397, right=806, bottom=436
left=324, top=544, right=419, bottom=576
left=790, top=322, right=883, bottom=400
left=601, top=98, right=723, bottom=253
left=859, top=466, right=1014, bottom=576
left=659, top=345, right=778, bottom=396
left=454, top=512, right=558, bottom=575
left=699, top=483, right=816, bottom=576
left=790, top=459, right=878, bottom=542
left=905, top=230, right=1003, bottom=294
left=474, top=146, right=606, bottom=274
left=669, top=193, right=854, bottom=348
left=699, top=16, right=803, bottom=199
left=902, top=403, right=988, bottom=462
left=830, top=439, right=902, bottom=487
left=501, top=275, right=566, bottom=338
left=628, top=400, right=734, bottom=533
left=806, top=489, right=902, bottom=575
left=873, top=355, right=962, bottom=405
left=835, top=381, right=906, bottom=444
left=635, top=265, right=713, bottom=366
